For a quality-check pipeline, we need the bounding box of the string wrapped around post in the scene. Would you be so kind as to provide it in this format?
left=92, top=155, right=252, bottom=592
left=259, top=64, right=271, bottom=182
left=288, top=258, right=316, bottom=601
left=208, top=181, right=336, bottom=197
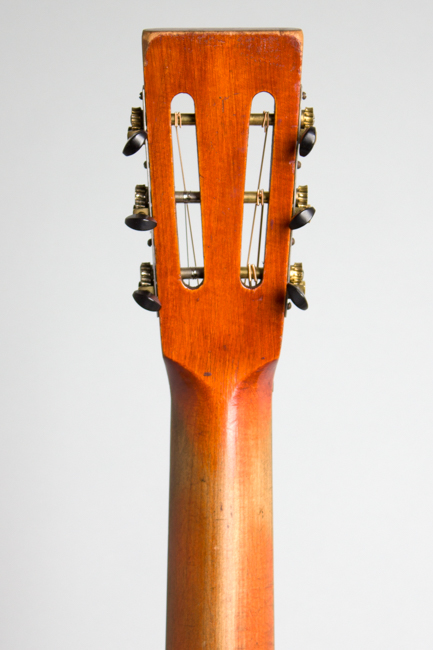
left=245, top=111, right=271, bottom=288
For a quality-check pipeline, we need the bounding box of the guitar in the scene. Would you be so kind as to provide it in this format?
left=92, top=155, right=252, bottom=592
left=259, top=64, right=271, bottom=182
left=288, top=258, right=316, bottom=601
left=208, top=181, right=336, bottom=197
left=122, top=29, right=316, bottom=650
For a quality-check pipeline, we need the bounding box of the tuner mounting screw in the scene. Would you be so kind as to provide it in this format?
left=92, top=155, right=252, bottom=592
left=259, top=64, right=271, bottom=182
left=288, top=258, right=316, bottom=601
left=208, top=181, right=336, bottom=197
left=297, top=161, right=302, bottom=169
left=289, top=185, right=316, bottom=230
left=147, top=238, right=152, bottom=247
left=302, top=91, right=307, bottom=100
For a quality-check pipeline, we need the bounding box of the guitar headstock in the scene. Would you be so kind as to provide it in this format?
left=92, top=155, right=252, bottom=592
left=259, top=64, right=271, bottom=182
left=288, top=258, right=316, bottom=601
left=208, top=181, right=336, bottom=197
left=123, top=30, right=317, bottom=383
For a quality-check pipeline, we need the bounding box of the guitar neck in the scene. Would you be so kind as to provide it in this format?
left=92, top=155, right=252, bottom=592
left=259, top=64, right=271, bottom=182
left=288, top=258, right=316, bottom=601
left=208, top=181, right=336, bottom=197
left=123, top=28, right=316, bottom=650
left=165, top=358, right=276, bottom=650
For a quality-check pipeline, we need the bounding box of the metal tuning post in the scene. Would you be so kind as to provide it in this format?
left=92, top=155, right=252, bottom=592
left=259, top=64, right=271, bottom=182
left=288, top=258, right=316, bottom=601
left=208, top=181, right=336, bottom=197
left=287, top=262, right=308, bottom=310
left=132, top=263, right=161, bottom=312
left=289, top=185, right=315, bottom=230
left=125, top=185, right=156, bottom=231
left=299, top=107, right=316, bottom=157
left=123, top=107, right=148, bottom=156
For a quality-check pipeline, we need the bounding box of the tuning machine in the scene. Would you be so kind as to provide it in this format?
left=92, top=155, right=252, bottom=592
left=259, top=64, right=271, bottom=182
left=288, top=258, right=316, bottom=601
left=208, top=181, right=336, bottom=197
left=299, top=107, right=316, bottom=157
left=123, top=107, right=148, bottom=156
left=286, top=263, right=308, bottom=311
left=133, top=263, right=161, bottom=312
left=125, top=185, right=156, bottom=231
left=289, top=185, right=315, bottom=230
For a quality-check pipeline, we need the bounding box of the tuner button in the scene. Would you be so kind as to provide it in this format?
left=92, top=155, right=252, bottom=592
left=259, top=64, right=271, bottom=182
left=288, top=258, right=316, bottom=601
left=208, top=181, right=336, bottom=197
left=286, top=283, right=308, bottom=310
left=133, top=290, right=161, bottom=312
left=299, top=126, right=316, bottom=157
left=125, top=214, right=157, bottom=231
left=123, top=130, right=147, bottom=156
left=289, top=206, right=315, bottom=230
left=290, top=185, right=315, bottom=229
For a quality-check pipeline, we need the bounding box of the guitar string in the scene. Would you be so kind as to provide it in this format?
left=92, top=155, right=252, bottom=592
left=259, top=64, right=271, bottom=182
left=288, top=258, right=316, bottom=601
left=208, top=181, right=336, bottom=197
left=246, top=111, right=270, bottom=287
left=174, top=111, right=270, bottom=287
left=174, top=112, right=197, bottom=285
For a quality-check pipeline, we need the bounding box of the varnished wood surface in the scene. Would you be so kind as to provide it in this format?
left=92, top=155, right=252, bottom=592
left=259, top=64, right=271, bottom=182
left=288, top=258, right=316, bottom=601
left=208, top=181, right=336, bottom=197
left=142, top=30, right=303, bottom=650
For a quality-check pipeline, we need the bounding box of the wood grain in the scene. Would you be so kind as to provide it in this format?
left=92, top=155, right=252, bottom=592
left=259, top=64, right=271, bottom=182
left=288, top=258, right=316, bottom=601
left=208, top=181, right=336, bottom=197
left=142, top=30, right=303, bottom=650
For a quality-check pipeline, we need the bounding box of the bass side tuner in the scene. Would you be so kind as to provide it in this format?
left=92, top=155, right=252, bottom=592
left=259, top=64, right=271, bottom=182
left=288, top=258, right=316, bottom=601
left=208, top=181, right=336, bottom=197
left=299, top=107, right=316, bottom=157
left=289, top=185, right=315, bottom=230
left=286, top=263, right=308, bottom=311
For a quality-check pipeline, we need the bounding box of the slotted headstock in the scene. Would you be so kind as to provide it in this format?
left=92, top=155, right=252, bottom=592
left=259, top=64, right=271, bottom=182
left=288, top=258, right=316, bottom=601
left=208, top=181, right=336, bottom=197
left=122, top=32, right=318, bottom=648
left=124, top=30, right=316, bottom=384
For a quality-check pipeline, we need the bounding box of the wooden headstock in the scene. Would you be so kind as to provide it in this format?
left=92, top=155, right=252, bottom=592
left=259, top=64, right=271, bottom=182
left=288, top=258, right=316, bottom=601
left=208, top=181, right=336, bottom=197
left=140, top=30, right=305, bottom=383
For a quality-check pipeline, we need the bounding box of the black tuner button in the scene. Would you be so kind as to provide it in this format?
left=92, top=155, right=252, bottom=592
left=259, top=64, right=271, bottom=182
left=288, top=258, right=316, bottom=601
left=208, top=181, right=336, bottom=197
left=123, top=130, right=147, bottom=156
left=289, top=206, right=315, bottom=230
left=133, top=289, right=161, bottom=312
left=299, top=126, right=316, bottom=157
left=290, top=186, right=315, bottom=230
left=286, top=283, right=308, bottom=310
left=125, top=214, right=157, bottom=231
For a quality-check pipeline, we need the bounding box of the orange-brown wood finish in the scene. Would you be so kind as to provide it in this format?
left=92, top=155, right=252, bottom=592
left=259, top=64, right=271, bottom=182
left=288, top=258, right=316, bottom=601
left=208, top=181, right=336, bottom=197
left=142, top=30, right=303, bottom=650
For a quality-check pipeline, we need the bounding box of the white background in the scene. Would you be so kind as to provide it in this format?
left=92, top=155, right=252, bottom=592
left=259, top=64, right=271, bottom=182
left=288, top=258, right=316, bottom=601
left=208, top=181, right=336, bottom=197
left=1, top=1, right=432, bottom=648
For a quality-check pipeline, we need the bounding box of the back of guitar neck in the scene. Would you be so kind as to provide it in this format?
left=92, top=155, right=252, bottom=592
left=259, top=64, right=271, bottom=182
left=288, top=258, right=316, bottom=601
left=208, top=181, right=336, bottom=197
left=136, top=29, right=306, bottom=650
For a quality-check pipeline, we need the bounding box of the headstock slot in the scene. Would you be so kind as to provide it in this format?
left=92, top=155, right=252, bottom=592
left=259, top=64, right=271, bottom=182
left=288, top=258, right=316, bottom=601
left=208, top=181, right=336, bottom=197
left=240, top=92, right=275, bottom=288
left=171, top=93, right=204, bottom=288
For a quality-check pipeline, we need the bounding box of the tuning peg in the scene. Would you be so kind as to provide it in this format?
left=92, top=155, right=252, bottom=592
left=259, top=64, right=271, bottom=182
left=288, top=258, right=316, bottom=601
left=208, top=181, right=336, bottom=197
left=299, top=126, right=316, bottom=157
left=287, top=263, right=308, bottom=310
left=289, top=186, right=315, bottom=230
left=133, top=263, right=161, bottom=311
left=125, top=185, right=157, bottom=231
left=133, top=289, right=161, bottom=311
left=290, top=205, right=315, bottom=230
left=123, top=107, right=147, bottom=156
left=286, top=283, right=308, bottom=310
left=125, top=214, right=156, bottom=231
left=299, top=107, right=316, bottom=157
left=123, top=130, right=147, bottom=156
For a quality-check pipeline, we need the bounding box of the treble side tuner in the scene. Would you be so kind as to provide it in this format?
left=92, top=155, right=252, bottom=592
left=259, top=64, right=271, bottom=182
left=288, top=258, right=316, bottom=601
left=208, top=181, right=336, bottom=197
left=133, top=263, right=161, bottom=312
left=125, top=214, right=156, bottom=231
left=133, top=289, right=161, bottom=311
left=123, top=107, right=148, bottom=156
left=125, top=185, right=157, bottom=231
left=123, top=130, right=147, bottom=156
